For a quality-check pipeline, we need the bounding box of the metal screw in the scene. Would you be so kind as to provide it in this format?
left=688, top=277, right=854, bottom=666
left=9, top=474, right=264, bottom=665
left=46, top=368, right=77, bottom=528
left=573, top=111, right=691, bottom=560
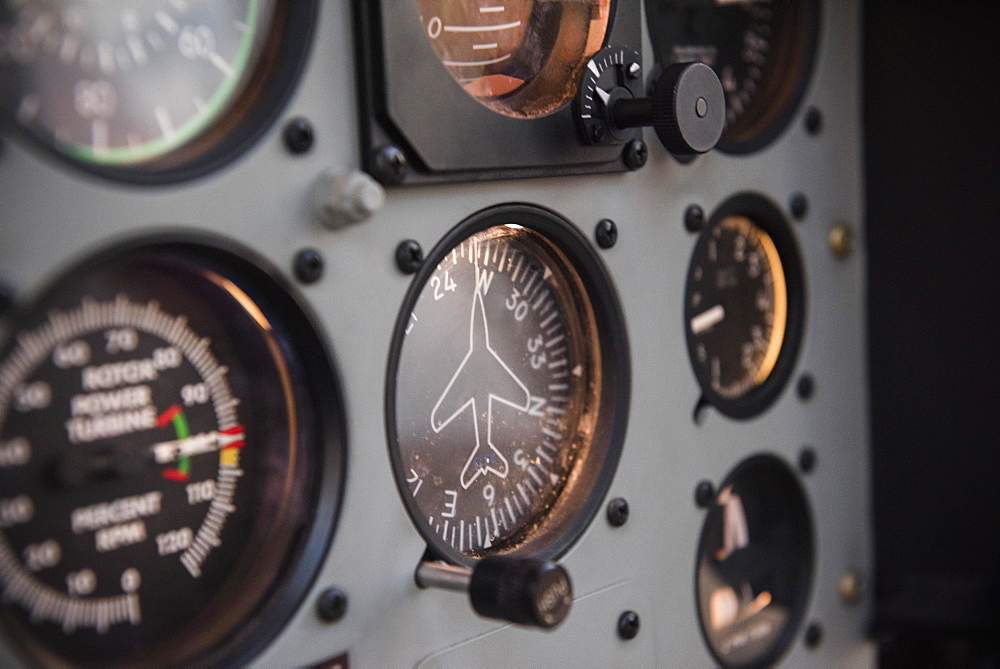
left=607, top=498, right=629, bottom=527
left=591, top=123, right=607, bottom=143
left=684, top=204, right=705, bottom=233
left=316, top=587, right=348, bottom=623
left=798, top=446, right=817, bottom=474
left=790, top=192, right=808, bottom=220
left=805, top=107, right=823, bottom=136
left=595, top=219, right=618, bottom=249
left=627, top=62, right=641, bottom=80
left=695, top=480, right=715, bottom=508
left=623, top=139, right=648, bottom=170
left=283, top=117, right=314, bottom=155
left=796, top=374, right=815, bottom=401
left=395, top=239, right=423, bottom=274
left=617, top=610, right=640, bottom=640
left=293, top=248, right=324, bottom=284
left=374, top=145, right=409, bottom=185
left=804, top=622, right=823, bottom=649
left=839, top=569, right=865, bottom=607
left=829, top=223, right=855, bottom=259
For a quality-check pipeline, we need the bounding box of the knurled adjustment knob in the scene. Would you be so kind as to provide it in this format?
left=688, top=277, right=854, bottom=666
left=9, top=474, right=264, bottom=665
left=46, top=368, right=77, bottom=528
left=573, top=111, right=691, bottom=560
left=612, top=62, right=725, bottom=156
left=415, top=557, right=573, bottom=630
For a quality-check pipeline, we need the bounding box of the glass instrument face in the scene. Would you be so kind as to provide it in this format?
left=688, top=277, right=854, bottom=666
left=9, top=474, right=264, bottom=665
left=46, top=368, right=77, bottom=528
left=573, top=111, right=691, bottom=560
left=696, top=455, right=813, bottom=668
left=415, top=0, right=612, bottom=118
left=0, top=1, right=279, bottom=170
left=686, top=215, right=787, bottom=403
left=645, top=0, right=818, bottom=152
left=0, top=241, right=338, bottom=665
left=388, top=207, right=628, bottom=567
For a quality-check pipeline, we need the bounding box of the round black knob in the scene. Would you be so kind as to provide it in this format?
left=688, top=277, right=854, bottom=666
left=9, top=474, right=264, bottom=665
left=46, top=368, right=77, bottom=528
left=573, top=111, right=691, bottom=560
left=469, top=557, right=573, bottom=629
left=611, top=62, right=725, bottom=156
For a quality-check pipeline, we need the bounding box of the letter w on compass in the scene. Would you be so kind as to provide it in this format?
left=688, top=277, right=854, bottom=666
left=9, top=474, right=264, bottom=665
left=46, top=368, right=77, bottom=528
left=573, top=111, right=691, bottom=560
left=430, top=288, right=530, bottom=489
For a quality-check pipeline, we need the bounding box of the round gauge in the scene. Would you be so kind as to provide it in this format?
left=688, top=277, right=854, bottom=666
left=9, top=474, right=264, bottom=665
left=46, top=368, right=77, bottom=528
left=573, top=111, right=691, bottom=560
left=0, top=2, right=317, bottom=181
left=645, top=0, right=819, bottom=153
left=386, top=204, right=629, bottom=567
left=684, top=194, right=804, bottom=419
left=696, top=454, right=813, bottom=667
left=0, top=238, right=344, bottom=665
left=415, top=0, right=612, bottom=118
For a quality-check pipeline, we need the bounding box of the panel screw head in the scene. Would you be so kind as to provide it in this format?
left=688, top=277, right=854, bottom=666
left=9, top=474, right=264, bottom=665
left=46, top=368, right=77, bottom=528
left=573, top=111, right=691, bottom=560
left=798, top=446, right=817, bottom=474
left=804, top=622, right=823, bottom=649
left=607, top=497, right=629, bottom=527
left=316, top=587, right=348, bottom=623
left=805, top=107, right=823, bottom=136
left=293, top=248, right=324, bottom=284
left=790, top=192, right=809, bottom=220
left=617, top=610, right=640, bottom=640
left=623, top=139, right=648, bottom=170
left=595, top=219, right=618, bottom=249
left=695, top=480, right=715, bottom=508
left=829, top=223, right=855, bottom=259
left=591, top=123, right=608, bottom=143
left=684, top=204, right=705, bottom=233
left=627, top=62, right=642, bottom=80
left=374, top=144, right=409, bottom=185
left=283, top=117, right=315, bottom=154
left=796, top=374, right=815, bottom=401
left=839, top=569, right=865, bottom=607
left=395, top=239, right=423, bottom=274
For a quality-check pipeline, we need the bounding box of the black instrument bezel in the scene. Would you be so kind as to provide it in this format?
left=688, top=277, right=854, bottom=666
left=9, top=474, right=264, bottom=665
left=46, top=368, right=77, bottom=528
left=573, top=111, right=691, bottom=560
left=0, top=2, right=319, bottom=185
left=354, top=1, right=642, bottom=185
left=684, top=192, right=806, bottom=420
left=645, top=0, right=821, bottom=155
left=385, top=204, right=631, bottom=567
left=694, top=454, right=815, bottom=668
left=0, top=233, right=346, bottom=666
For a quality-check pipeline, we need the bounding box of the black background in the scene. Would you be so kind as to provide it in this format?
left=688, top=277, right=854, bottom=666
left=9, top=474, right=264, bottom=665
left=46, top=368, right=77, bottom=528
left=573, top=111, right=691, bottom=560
left=865, top=2, right=1000, bottom=665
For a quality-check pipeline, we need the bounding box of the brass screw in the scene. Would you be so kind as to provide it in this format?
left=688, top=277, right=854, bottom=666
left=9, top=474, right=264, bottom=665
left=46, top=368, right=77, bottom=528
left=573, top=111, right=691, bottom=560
left=839, top=569, right=864, bottom=607
left=829, top=223, right=855, bottom=258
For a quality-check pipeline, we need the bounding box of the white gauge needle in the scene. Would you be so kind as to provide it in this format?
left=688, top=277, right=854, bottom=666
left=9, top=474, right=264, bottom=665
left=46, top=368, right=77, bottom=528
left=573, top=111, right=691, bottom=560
left=151, top=430, right=244, bottom=464
left=691, top=304, right=726, bottom=335
left=595, top=86, right=611, bottom=105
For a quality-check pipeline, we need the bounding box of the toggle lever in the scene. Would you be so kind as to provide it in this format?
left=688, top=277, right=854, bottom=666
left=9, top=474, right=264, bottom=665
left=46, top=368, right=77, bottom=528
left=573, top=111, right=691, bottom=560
left=416, top=557, right=573, bottom=630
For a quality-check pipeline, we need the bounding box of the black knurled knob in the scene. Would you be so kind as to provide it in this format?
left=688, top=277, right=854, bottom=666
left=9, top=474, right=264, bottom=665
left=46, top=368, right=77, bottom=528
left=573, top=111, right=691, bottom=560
left=469, top=557, right=573, bottom=629
left=612, top=62, right=725, bottom=156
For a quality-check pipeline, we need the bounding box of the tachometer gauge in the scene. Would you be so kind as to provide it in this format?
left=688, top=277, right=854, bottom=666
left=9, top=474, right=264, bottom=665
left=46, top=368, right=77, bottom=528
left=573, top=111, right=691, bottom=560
left=0, top=237, right=344, bottom=665
left=0, top=2, right=317, bottom=182
left=386, top=204, right=629, bottom=567
left=415, top=0, right=612, bottom=118
left=645, top=0, right=819, bottom=153
left=696, top=454, right=813, bottom=667
left=684, top=194, right=804, bottom=419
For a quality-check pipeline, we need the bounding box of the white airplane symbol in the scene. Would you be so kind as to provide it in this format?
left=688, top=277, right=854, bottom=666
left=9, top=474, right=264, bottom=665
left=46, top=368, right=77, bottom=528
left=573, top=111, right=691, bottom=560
left=430, top=289, right=530, bottom=489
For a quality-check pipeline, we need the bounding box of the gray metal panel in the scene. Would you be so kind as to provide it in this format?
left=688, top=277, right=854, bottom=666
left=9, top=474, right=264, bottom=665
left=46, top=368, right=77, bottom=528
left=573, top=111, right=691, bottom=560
left=0, top=1, right=873, bottom=665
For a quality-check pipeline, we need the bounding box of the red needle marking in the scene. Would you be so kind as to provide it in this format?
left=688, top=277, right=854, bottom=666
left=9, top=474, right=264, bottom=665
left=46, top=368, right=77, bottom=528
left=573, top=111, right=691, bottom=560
left=156, top=404, right=183, bottom=428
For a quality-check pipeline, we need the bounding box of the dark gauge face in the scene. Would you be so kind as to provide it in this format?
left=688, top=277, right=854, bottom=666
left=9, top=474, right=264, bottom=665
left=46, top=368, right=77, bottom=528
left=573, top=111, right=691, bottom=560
left=684, top=194, right=804, bottom=419
left=415, top=0, right=612, bottom=118
left=387, top=205, right=629, bottom=567
left=0, top=1, right=316, bottom=181
left=0, top=239, right=343, bottom=666
left=696, top=455, right=813, bottom=668
left=645, top=0, right=819, bottom=153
